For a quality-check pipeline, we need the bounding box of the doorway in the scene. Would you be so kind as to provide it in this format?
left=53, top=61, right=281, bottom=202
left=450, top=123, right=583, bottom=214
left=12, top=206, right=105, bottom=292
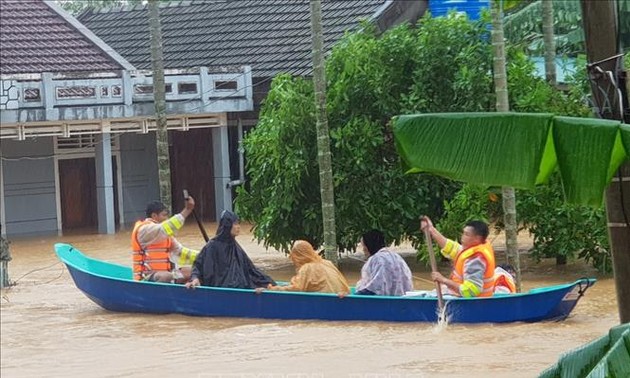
left=169, top=129, right=216, bottom=221
left=59, top=157, right=119, bottom=232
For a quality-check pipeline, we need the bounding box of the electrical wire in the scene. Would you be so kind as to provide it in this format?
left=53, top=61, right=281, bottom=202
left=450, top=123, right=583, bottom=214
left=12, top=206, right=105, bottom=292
left=42, top=263, right=65, bottom=285
left=182, top=75, right=274, bottom=114
left=10, top=261, right=62, bottom=285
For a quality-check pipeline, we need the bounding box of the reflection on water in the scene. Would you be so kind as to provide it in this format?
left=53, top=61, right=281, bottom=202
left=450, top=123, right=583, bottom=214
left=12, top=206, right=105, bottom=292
left=1, top=224, right=620, bottom=377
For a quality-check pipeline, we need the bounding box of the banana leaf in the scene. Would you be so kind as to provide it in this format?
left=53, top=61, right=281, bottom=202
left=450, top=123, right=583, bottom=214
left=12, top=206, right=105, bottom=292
left=553, top=117, right=626, bottom=206
left=393, top=112, right=629, bottom=207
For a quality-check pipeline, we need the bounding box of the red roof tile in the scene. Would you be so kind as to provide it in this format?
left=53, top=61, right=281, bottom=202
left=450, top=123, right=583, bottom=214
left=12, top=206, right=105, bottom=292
left=0, top=0, right=126, bottom=75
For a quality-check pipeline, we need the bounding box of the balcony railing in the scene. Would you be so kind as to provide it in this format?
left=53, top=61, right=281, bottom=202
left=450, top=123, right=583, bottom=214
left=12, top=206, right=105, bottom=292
left=0, top=66, right=253, bottom=139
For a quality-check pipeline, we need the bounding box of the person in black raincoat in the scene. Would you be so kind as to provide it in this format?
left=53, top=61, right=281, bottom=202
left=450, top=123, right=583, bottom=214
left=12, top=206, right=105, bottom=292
left=185, top=210, right=275, bottom=289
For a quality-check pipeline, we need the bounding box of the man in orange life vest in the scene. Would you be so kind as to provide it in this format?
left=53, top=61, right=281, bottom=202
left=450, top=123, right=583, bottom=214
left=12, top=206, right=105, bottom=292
left=420, top=216, right=496, bottom=298
left=131, top=197, right=199, bottom=283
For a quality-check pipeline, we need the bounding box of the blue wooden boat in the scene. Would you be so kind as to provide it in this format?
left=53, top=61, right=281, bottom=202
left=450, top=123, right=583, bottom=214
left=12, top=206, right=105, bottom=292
left=55, top=243, right=596, bottom=323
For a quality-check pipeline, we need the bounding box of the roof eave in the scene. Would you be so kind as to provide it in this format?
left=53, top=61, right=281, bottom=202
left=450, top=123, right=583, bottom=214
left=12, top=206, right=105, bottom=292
left=43, top=0, right=137, bottom=72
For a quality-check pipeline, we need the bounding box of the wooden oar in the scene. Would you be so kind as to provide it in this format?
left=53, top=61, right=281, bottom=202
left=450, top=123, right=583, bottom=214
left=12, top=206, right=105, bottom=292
left=424, top=228, right=445, bottom=312
left=413, top=275, right=437, bottom=285
left=183, top=189, right=209, bottom=242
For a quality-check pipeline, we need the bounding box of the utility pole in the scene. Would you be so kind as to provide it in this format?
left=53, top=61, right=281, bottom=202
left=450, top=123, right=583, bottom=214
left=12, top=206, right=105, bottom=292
left=580, top=0, right=630, bottom=323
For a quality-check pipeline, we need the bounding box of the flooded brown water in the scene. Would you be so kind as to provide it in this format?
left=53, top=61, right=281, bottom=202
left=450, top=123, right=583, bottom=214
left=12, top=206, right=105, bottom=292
left=0, top=224, right=620, bottom=378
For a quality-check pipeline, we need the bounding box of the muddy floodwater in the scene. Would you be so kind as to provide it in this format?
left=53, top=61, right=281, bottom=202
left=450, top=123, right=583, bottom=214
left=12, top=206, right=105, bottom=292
left=0, top=224, right=620, bottom=378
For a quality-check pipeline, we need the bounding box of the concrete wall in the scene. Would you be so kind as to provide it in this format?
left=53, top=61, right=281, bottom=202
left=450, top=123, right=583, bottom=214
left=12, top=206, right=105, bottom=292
left=1, top=138, right=57, bottom=236
left=119, top=133, right=159, bottom=225
left=0, top=133, right=162, bottom=236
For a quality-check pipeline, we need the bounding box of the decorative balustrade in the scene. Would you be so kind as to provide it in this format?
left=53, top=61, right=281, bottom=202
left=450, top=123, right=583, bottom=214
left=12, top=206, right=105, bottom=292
left=0, top=66, right=252, bottom=139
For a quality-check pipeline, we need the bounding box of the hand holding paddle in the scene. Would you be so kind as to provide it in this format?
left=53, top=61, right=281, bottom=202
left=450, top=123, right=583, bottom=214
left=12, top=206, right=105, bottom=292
left=421, top=216, right=445, bottom=313
left=183, top=189, right=210, bottom=242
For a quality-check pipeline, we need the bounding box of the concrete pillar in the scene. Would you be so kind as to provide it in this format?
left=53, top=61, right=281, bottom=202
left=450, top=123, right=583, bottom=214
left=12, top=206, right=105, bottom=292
left=199, top=66, right=210, bottom=105
left=212, top=125, right=232, bottom=220
left=122, top=70, right=133, bottom=117
left=95, top=132, right=115, bottom=234
left=41, top=72, right=56, bottom=120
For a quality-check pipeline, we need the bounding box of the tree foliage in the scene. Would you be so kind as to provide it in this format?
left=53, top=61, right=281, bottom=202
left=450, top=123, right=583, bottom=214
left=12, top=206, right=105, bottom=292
left=435, top=180, right=610, bottom=272
left=517, top=173, right=610, bottom=271
left=504, top=0, right=584, bottom=56
left=432, top=54, right=611, bottom=271
left=436, top=185, right=503, bottom=246
left=237, top=12, right=609, bottom=274
left=237, top=16, right=497, bottom=252
left=509, top=52, right=610, bottom=271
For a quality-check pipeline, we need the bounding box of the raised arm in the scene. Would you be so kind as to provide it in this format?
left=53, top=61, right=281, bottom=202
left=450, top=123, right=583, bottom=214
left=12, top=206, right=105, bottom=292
left=420, top=216, right=462, bottom=260
left=420, top=216, right=448, bottom=249
left=137, top=196, right=196, bottom=246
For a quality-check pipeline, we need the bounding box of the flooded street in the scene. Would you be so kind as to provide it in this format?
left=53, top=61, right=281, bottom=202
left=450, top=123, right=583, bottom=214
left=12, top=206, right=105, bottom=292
left=0, top=224, right=620, bottom=378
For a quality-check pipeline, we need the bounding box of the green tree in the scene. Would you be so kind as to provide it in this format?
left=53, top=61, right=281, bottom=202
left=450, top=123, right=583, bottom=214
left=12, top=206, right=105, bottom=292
left=237, top=19, right=473, bottom=252
left=504, top=0, right=584, bottom=57
left=517, top=173, right=609, bottom=271
left=436, top=185, right=503, bottom=246
left=237, top=12, right=601, bottom=276
left=238, top=15, right=505, bottom=252
left=435, top=48, right=607, bottom=272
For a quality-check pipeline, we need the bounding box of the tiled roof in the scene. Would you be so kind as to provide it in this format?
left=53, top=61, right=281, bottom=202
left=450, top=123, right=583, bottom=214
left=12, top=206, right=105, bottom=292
left=0, top=0, right=131, bottom=75
left=79, top=0, right=391, bottom=77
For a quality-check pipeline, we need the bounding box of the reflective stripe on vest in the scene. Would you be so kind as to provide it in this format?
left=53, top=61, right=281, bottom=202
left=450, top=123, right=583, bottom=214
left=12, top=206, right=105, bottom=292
left=450, top=242, right=496, bottom=297
left=177, top=247, right=198, bottom=266
left=131, top=219, right=173, bottom=281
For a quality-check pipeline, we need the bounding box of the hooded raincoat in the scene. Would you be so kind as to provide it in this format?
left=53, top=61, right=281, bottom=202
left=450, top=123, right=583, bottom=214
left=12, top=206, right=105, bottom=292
left=355, top=248, right=413, bottom=296
left=269, top=240, right=349, bottom=293
left=190, top=211, right=275, bottom=288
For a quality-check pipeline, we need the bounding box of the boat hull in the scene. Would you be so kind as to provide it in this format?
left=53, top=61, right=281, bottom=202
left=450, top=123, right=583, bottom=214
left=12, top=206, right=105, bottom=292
left=56, top=243, right=595, bottom=323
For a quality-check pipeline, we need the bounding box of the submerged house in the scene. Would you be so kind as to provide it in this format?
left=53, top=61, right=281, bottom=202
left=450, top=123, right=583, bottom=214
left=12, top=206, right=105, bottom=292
left=1, top=0, right=427, bottom=238
left=0, top=0, right=252, bottom=237
left=78, top=0, right=428, bottom=208
left=79, top=0, right=427, bottom=130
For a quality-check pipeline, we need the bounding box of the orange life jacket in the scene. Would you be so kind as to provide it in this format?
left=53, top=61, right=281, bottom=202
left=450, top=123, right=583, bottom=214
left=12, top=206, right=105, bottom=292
left=494, top=270, right=516, bottom=293
left=451, top=242, right=496, bottom=297
left=131, top=219, right=173, bottom=281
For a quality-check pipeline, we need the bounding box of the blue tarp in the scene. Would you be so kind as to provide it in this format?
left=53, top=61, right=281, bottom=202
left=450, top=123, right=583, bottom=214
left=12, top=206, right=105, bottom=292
left=428, top=0, right=490, bottom=21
